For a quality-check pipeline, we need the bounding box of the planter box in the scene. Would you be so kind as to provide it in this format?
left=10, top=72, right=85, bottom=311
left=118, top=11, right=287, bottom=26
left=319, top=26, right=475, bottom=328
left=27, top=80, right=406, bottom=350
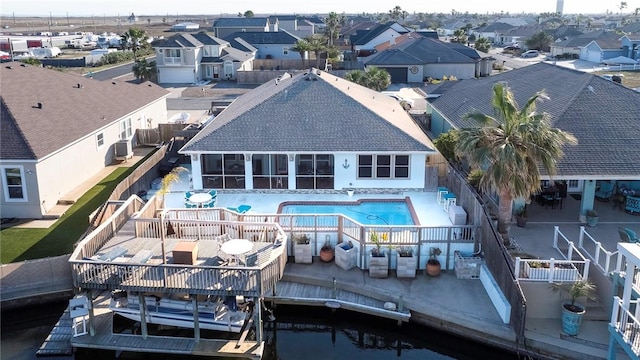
left=335, top=242, right=357, bottom=270
left=369, top=253, right=389, bottom=278
left=524, top=261, right=578, bottom=281
left=454, top=251, right=482, bottom=279
left=396, top=254, right=417, bottom=278
left=294, top=242, right=312, bottom=264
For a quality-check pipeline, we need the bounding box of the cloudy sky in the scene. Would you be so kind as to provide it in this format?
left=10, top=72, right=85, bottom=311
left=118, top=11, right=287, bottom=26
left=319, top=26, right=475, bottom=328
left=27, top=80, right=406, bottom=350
left=0, top=0, right=632, bottom=17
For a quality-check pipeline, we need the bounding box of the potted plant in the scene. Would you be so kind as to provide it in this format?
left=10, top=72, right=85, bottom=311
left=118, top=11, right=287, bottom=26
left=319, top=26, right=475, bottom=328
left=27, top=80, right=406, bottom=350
left=369, top=231, right=389, bottom=278
left=515, top=206, right=528, bottom=228
left=550, top=279, right=596, bottom=336
left=426, top=247, right=442, bottom=277
left=396, top=246, right=417, bottom=278
left=319, top=238, right=334, bottom=262
left=585, top=209, right=599, bottom=227
left=293, top=233, right=312, bottom=264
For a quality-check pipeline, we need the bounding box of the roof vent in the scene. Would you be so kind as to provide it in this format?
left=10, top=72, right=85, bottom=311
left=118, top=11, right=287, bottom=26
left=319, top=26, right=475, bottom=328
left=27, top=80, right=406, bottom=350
left=112, top=81, right=116, bottom=85
left=20, top=64, right=26, bottom=67
left=37, top=102, right=42, bottom=109
left=5, top=66, right=11, bottom=69
left=76, top=83, right=82, bottom=88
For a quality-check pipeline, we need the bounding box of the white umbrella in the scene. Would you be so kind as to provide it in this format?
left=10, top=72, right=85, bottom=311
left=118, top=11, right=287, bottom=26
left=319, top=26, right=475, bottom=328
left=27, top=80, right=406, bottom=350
left=602, top=56, right=638, bottom=65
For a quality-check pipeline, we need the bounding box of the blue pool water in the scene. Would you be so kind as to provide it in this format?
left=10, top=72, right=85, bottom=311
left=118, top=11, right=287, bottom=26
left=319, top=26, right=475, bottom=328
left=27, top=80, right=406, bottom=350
left=280, top=200, right=414, bottom=225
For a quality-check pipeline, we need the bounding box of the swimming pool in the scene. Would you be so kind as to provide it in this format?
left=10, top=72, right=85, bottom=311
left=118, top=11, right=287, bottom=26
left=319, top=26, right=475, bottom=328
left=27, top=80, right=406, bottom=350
left=278, top=198, right=419, bottom=225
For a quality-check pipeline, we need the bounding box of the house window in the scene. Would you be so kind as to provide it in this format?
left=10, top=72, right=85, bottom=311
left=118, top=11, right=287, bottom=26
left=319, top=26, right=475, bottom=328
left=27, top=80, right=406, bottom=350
left=357, top=155, right=410, bottom=179
left=2, top=166, right=27, bottom=201
left=96, top=133, right=104, bottom=148
left=283, top=47, right=289, bottom=55
left=119, top=118, right=132, bottom=140
left=164, top=49, right=181, bottom=58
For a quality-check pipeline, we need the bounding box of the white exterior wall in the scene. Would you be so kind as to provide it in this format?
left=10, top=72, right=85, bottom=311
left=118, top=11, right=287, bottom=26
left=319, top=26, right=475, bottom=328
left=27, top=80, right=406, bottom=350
left=333, top=153, right=427, bottom=190
left=0, top=99, right=166, bottom=219
left=407, top=66, right=424, bottom=82
left=423, top=63, right=475, bottom=80
left=255, top=44, right=299, bottom=60
left=355, top=29, right=402, bottom=51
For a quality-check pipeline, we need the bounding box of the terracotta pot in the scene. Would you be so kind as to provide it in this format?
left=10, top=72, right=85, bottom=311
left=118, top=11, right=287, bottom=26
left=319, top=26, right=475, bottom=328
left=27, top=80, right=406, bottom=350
left=426, top=259, right=441, bottom=277
left=320, top=248, right=335, bottom=262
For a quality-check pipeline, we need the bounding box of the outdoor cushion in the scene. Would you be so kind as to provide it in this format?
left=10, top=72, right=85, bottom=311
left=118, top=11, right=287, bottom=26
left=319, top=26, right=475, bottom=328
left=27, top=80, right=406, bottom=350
left=624, top=228, right=639, bottom=242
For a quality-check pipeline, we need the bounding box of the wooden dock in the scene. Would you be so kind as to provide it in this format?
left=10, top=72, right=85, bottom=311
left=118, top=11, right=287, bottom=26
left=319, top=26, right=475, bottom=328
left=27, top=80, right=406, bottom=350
left=36, top=306, right=74, bottom=356
left=264, top=281, right=411, bottom=322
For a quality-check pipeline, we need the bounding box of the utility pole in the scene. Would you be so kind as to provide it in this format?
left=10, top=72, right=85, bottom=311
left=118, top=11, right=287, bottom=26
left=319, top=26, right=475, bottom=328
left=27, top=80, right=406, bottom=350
left=67, top=12, right=70, bottom=27
left=13, top=12, right=15, bottom=26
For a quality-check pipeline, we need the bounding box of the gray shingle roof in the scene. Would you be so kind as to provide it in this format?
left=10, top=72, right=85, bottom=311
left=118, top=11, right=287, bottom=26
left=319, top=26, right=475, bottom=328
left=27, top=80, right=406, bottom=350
left=222, top=31, right=300, bottom=45
left=152, top=33, right=202, bottom=48
left=553, top=30, right=620, bottom=48
left=212, top=17, right=269, bottom=28
left=180, top=70, right=434, bottom=154
left=0, top=63, right=169, bottom=160
left=367, top=37, right=477, bottom=66
left=475, top=22, right=516, bottom=32
left=191, top=32, right=229, bottom=46
left=429, top=62, right=640, bottom=178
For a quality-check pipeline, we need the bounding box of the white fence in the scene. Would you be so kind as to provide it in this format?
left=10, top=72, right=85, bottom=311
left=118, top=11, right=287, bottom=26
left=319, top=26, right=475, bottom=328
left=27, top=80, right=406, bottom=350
left=601, top=64, right=640, bottom=71
left=577, top=226, right=617, bottom=275
left=514, top=257, right=589, bottom=282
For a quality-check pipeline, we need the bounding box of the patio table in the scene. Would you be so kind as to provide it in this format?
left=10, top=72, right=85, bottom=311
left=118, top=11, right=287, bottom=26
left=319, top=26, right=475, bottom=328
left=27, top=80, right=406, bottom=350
left=189, top=193, right=213, bottom=208
left=220, top=239, right=254, bottom=264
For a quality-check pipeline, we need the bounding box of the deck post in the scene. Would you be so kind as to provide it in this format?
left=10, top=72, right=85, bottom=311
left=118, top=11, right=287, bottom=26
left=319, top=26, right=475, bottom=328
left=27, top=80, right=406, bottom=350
left=192, top=295, right=200, bottom=343
left=256, top=298, right=263, bottom=343
left=139, top=294, right=148, bottom=339
left=87, top=292, right=96, bottom=336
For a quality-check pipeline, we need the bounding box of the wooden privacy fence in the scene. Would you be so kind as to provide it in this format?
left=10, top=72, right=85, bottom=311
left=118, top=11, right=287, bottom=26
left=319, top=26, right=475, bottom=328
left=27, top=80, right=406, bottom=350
left=445, top=164, right=528, bottom=344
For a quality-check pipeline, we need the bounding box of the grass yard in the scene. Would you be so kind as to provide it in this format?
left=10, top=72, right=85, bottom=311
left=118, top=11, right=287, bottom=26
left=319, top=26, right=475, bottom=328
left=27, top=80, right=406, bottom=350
left=1, top=167, right=132, bottom=264
left=594, top=70, right=640, bottom=89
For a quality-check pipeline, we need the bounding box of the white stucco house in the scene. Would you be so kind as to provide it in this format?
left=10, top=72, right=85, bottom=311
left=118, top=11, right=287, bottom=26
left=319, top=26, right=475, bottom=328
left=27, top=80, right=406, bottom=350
left=179, top=69, right=436, bottom=191
left=0, top=62, right=169, bottom=219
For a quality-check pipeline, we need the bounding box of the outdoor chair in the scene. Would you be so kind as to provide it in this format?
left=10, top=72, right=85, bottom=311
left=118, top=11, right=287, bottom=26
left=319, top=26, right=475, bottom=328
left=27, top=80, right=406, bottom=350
left=595, top=181, right=615, bottom=201
left=619, top=227, right=639, bottom=243
left=185, top=191, right=194, bottom=199
left=228, top=204, right=251, bottom=214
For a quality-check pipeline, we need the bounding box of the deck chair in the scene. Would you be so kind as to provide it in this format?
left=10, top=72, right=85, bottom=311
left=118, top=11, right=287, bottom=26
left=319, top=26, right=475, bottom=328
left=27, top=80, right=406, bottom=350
left=595, top=181, right=615, bottom=201
left=619, top=227, right=639, bottom=243
left=227, top=204, right=251, bottom=214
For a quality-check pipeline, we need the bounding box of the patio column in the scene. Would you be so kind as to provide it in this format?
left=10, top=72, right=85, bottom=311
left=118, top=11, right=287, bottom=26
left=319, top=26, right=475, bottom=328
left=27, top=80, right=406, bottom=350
left=244, top=155, right=253, bottom=189
left=579, top=180, right=596, bottom=222
left=190, top=154, right=203, bottom=189
left=288, top=154, right=295, bottom=190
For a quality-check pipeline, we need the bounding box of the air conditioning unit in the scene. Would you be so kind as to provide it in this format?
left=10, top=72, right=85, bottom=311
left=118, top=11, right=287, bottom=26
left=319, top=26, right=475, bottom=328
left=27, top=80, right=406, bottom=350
left=114, top=138, right=133, bottom=161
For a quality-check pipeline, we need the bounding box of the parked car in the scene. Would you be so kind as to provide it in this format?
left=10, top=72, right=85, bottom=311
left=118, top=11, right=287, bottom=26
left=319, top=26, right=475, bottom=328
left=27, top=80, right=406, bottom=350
left=521, top=50, right=539, bottom=58
left=381, top=92, right=414, bottom=110
left=504, top=45, right=520, bottom=51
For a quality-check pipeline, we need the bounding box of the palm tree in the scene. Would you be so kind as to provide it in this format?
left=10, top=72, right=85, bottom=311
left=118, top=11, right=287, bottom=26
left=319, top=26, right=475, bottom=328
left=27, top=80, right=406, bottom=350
left=290, top=39, right=311, bottom=68
left=474, top=37, right=491, bottom=53
left=324, top=12, right=343, bottom=47
left=132, top=59, right=157, bottom=82
left=344, top=66, right=391, bottom=91
left=120, top=27, right=148, bottom=61
left=451, top=28, right=468, bottom=44
left=455, top=83, right=577, bottom=245
left=157, top=166, right=188, bottom=208
left=306, top=35, right=327, bottom=69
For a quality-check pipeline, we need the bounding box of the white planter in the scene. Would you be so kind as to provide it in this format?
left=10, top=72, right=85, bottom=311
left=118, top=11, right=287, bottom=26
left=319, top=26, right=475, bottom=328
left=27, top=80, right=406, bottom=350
left=369, top=252, right=389, bottom=278
left=347, top=189, right=355, bottom=197
left=524, top=262, right=578, bottom=281
left=294, top=242, right=312, bottom=264
left=335, top=242, right=357, bottom=270
left=396, top=254, right=417, bottom=278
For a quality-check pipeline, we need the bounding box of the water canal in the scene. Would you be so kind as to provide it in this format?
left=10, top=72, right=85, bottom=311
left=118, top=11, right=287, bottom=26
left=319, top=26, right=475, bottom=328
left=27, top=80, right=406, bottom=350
left=2, top=301, right=519, bottom=360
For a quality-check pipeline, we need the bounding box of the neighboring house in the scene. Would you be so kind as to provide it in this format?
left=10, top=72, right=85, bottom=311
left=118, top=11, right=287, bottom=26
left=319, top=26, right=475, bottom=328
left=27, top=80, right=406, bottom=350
left=223, top=30, right=301, bottom=60
left=0, top=62, right=169, bottom=219
left=268, top=15, right=297, bottom=32
left=426, top=62, right=640, bottom=217
left=212, top=17, right=272, bottom=39
left=437, top=20, right=468, bottom=36
left=267, top=15, right=318, bottom=38
left=620, top=33, right=640, bottom=61
left=471, top=22, right=516, bottom=44
left=499, top=25, right=544, bottom=48
left=367, top=36, right=490, bottom=82
left=340, top=21, right=378, bottom=46
left=179, top=69, right=436, bottom=191
left=153, top=32, right=255, bottom=84
left=550, top=30, right=619, bottom=58
left=580, top=36, right=626, bottom=63
left=351, top=22, right=410, bottom=56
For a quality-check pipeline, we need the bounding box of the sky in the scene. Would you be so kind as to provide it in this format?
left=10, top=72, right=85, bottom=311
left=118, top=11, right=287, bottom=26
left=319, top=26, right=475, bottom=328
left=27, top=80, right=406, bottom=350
left=1, top=0, right=636, bottom=17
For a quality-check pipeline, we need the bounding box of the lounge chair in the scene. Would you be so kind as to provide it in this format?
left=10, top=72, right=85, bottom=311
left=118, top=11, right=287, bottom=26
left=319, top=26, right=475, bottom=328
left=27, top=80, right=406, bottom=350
left=619, top=227, right=639, bottom=243
left=227, top=204, right=251, bottom=214
left=595, top=181, right=615, bottom=201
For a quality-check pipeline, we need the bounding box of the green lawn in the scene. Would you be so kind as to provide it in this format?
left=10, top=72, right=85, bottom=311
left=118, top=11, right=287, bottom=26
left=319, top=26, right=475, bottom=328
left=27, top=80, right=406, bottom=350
left=1, top=165, right=141, bottom=264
